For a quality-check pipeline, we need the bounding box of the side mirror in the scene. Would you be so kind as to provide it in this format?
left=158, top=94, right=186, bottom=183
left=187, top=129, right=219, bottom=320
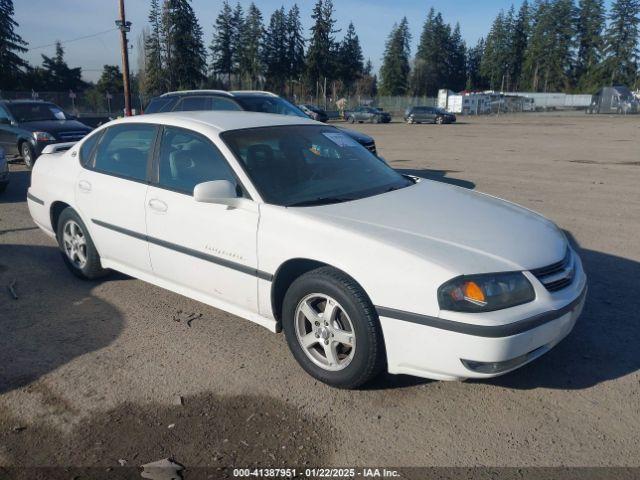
left=193, top=180, right=239, bottom=206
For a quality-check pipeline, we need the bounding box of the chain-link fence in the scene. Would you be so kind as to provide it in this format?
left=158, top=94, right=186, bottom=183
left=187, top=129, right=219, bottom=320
left=0, top=90, right=437, bottom=119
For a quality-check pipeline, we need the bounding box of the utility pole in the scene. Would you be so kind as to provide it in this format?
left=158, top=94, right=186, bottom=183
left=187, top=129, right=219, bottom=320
left=116, top=0, right=132, bottom=116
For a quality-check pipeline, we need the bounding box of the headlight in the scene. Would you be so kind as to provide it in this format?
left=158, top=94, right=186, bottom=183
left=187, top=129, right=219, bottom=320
left=32, top=131, right=56, bottom=142
left=438, top=272, right=535, bottom=313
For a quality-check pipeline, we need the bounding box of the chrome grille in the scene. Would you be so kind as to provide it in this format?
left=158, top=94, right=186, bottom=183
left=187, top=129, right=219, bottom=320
left=58, top=131, right=88, bottom=141
left=531, top=249, right=575, bottom=292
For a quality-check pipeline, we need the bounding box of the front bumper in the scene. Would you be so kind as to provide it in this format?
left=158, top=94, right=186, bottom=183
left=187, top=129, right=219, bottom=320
left=378, top=267, right=587, bottom=381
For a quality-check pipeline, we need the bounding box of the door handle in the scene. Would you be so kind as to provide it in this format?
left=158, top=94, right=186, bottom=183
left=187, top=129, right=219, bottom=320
left=148, top=198, right=168, bottom=213
left=78, top=180, right=91, bottom=192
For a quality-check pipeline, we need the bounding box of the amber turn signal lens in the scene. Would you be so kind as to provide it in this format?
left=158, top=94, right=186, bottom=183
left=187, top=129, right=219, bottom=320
left=463, top=281, right=486, bottom=303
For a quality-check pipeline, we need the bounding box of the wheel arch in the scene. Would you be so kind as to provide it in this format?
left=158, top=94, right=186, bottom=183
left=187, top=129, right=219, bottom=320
left=50, top=201, right=71, bottom=237
left=270, top=258, right=375, bottom=330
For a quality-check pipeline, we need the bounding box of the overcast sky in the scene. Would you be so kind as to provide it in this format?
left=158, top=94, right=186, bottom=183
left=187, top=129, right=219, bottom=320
left=14, top=0, right=612, bottom=83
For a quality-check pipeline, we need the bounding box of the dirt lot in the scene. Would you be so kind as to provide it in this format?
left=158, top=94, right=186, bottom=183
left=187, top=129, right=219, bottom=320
left=1, top=113, right=639, bottom=474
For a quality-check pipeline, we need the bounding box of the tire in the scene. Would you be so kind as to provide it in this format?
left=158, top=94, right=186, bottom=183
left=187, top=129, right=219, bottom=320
left=282, top=266, right=385, bottom=389
left=20, top=142, right=36, bottom=169
left=56, top=207, right=109, bottom=280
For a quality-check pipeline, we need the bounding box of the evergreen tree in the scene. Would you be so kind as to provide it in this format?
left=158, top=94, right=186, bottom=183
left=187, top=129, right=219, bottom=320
left=411, top=9, right=452, bottom=96
left=262, top=7, right=289, bottom=93
left=0, top=0, right=28, bottom=90
left=230, top=2, right=245, bottom=87
left=210, top=1, right=235, bottom=86
left=510, top=0, right=530, bottom=90
left=447, top=23, right=467, bottom=92
left=286, top=4, right=306, bottom=86
left=481, top=9, right=511, bottom=90
left=96, top=65, right=123, bottom=94
left=240, top=3, right=264, bottom=89
left=522, top=0, right=575, bottom=92
left=144, top=0, right=165, bottom=95
left=40, top=42, right=85, bottom=91
left=575, top=0, right=606, bottom=90
left=379, top=17, right=411, bottom=95
left=356, top=58, right=377, bottom=97
left=466, top=38, right=487, bottom=89
left=164, top=0, right=206, bottom=90
left=603, top=0, right=640, bottom=86
left=337, top=22, right=364, bottom=93
left=306, top=0, right=338, bottom=93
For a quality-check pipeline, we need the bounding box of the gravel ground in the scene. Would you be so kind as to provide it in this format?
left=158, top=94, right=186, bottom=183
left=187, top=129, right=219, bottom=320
left=1, top=113, right=639, bottom=473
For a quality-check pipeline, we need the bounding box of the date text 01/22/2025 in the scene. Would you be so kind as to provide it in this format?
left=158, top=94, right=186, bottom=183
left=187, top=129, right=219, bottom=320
left=232, top=468, right=401, bottom=478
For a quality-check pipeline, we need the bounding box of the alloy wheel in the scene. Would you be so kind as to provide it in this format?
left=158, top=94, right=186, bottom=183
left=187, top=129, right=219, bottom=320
left=62, top=220, right=88, bottom=268
left=294, top=293, right=356, bottom=371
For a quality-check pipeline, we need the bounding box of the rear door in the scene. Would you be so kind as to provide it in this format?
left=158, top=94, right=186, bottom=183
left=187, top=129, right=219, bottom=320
left=75, top=123, right=157, bottom=274
left=145, top=126, right=260, bottom=311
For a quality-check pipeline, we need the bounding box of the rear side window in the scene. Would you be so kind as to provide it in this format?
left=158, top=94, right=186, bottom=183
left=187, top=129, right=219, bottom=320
left=157, top=127, right=237, bottom=194
left=175, top=97, right=210, bottom=111
left=211, top=97, right=242, bottom=111
left=79, top=130, right=103, bottom=166
left=94, top=124, right=156, bottom=182
left=144, top=97, right=178, bottom=113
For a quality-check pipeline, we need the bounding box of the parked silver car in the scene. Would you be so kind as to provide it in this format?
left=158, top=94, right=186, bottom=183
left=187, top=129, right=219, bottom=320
left=0, top=147, right=9, bottom=193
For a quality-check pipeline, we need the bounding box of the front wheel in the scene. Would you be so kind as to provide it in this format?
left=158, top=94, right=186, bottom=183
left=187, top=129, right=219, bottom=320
left=435, top=116, right=444, bottom=125
left=56, top=207, right=110, bottom=280
left=348, top=116, right=355, bottom=124
left=282, top=267, right=385, bottom=389
left=21, top=142, right=36, bottom=169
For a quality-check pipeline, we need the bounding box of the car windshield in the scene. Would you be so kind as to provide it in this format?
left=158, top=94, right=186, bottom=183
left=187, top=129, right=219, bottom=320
left=7, top=103, right=68, bottom=122
left=234, top=96, right=309, bottom=118
left=222, top=125, right=413, bottom=207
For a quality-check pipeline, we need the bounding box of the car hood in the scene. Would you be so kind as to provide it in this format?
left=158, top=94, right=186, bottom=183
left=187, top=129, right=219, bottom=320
left=17, top=119, right=92, bottom=134
left=299, top=180, right=567, bottom=274
left=336, top=126, right=374, bottom=144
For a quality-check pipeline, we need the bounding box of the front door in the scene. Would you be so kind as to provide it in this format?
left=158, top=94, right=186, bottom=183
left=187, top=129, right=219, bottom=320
left=145, top=126, right=260, bottom=311
left=0, top=106, right=18, bottom=155
left=75, top=123, right=157, bottom=274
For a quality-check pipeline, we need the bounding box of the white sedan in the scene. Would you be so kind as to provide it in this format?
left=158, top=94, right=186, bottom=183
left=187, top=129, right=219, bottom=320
left=27, top=111, right=587, bottom=388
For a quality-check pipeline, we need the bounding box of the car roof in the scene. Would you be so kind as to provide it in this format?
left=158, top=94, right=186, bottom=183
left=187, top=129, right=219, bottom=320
left=0, top=99, right=50, bottom=104
left=160, top=90, right=233, bottom=98
left=229, top=90, right=279, bottom=97
left=113, top=110, right=320, bottom=132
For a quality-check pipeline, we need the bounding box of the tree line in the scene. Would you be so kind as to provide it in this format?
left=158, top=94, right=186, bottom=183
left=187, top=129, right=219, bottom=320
left=380, top=0, right=639, bottom=96
left=141, top=0, right=375, bottom=100
left=1, top=0, right=639, bottom=101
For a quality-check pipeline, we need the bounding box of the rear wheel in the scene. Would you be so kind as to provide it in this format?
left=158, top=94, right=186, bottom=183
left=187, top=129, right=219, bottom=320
left=282, top=267, right=385, bottom=389
left=56, top=207, right=109, bottom=280
left=20, top=142, right=36, bottom=169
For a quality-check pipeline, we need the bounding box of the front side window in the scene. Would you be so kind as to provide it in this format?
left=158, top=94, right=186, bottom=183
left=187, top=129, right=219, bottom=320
left=222, top=125, right=413, bottom=206
left=0, top=106, right=11, bottom=122
left=157, top=127, right=237, bottom=194
left=94, top=124, right=156, bottom=181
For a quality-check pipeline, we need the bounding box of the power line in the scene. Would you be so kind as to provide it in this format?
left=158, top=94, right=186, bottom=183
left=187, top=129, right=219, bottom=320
left=28, top=28, right=119, bottom=51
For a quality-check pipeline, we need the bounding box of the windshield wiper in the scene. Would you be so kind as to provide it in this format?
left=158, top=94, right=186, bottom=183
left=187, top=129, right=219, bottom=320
left=287, top=196, right=355, bottom=207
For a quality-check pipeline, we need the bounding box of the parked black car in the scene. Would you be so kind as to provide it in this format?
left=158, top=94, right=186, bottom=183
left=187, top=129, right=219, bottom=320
left=298, top=104, right=329, bottom=122
left=0, top=100, right=93, bottom=168
left=346, top=106, right=391, bottom=124
left=144, top=90, right=378, bottom=155
left=0, top=147, right=9, bottom=193
left=404, top=106, right=456, bottom=124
